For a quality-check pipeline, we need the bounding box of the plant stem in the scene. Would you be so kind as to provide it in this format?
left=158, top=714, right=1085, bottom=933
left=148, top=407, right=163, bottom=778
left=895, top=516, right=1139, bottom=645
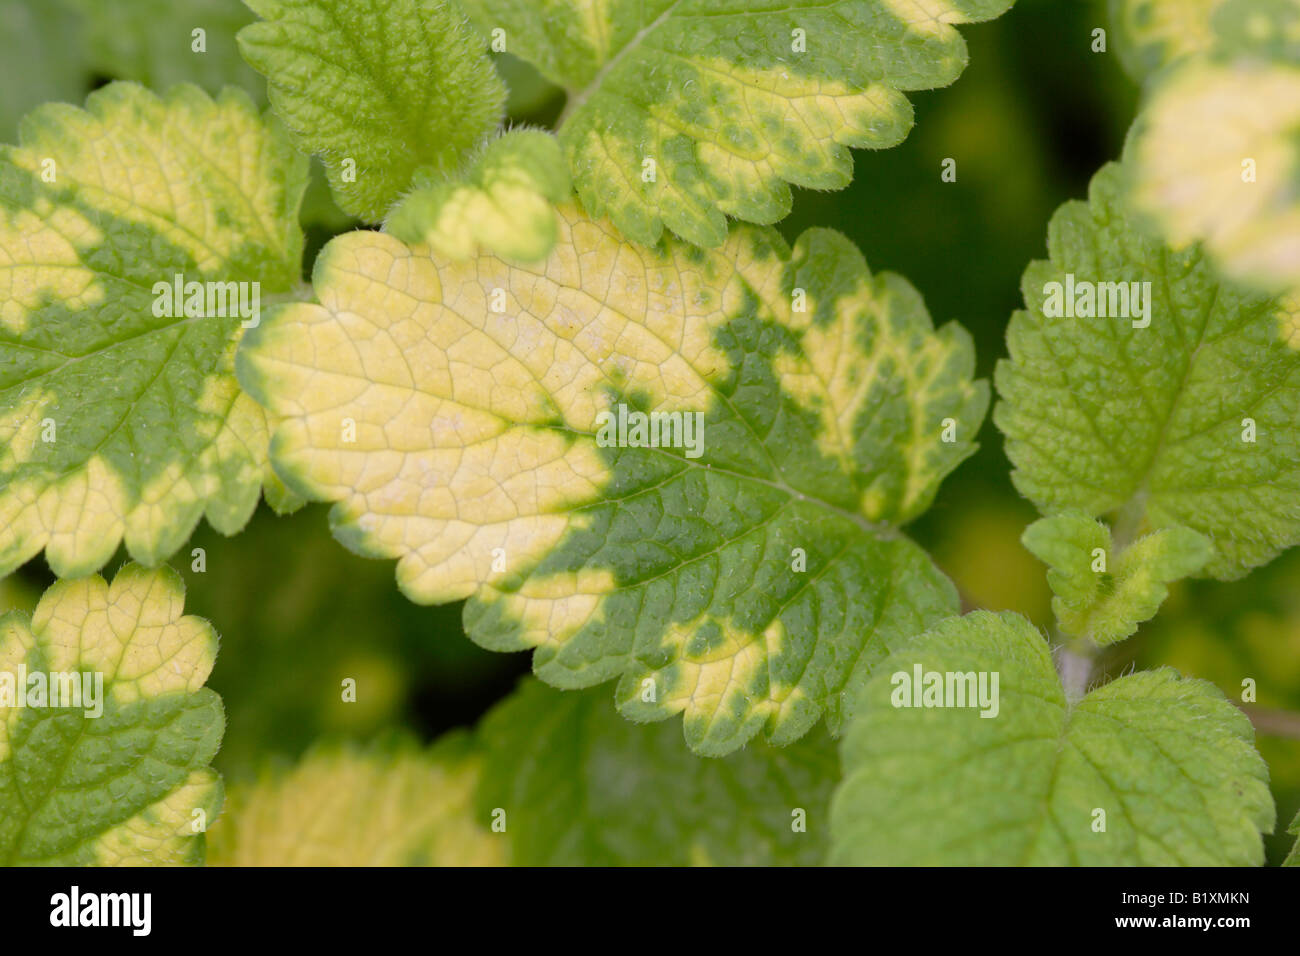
left=1057, top=639, right=1096, bottom=704
left=1111, top=495, right=1148, bottom=551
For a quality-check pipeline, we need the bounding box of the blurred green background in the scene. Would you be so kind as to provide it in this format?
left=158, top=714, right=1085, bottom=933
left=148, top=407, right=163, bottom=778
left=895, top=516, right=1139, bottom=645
left=2, top=0, right=1297, bottom=863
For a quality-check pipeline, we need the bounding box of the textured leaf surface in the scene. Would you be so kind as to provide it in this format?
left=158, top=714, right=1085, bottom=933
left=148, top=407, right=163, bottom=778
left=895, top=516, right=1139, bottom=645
left=1129, top=56, right=1300, bottom=293
left=462, top=0, right=1017, bottom=247
left=0, top=564, right=224, bottom=866
left=386, top=129, right=571, bottom=261
left=0, top=83, right=308, bottom=578
left=477, top=679, right=835, bottom=865
left=239, top=0, right=505, bottom=222
left=238, top=206, right=986, bottom=754
left=830, top=611, right=1274, bottom=865
left=995, top=163, right=1300, bottom=579
left=208, top=738, right=500, bottom=865
left=1022, top=512, right=1212, bottom=645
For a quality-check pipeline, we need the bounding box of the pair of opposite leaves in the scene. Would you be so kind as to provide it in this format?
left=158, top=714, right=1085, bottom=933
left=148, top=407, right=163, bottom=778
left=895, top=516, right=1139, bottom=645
left=2, top=0, right=1298, bottom=864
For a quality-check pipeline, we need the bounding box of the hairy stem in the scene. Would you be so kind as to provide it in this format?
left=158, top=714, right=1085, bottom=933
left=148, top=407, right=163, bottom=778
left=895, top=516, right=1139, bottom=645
left=1057, top=640, right=1096, bottom=704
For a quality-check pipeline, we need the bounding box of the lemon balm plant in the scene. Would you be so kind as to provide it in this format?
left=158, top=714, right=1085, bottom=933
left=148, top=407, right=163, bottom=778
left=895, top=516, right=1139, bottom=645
left=0, top=0, right=1298, bottom=867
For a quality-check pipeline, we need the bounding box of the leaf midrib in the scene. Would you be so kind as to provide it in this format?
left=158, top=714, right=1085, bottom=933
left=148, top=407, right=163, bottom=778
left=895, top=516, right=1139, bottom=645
left=559, top=0, right=685, bottom=122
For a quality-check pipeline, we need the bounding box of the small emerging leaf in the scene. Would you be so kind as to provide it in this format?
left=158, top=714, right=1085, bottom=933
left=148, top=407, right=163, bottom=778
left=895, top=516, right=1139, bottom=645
left=239, top=0, right=506, bottom=222
left=995, top=163, right=1300, bottom=579
left=387, top=129, right=570, bottom=261
left=830, top=611, right=1274, bottom=865
left=462, top=0, right=1017, bottom=248
left=0, top=83, right=308, bottom=579
left=238, top=207, right=987, bottom=755
left=207, top=738, right=501, bottom=866
left=1023, top=511, right=1212, bottom=645
left=0, top=564, right=225, bottom=866
left=477, top=679, right=836, bottom=866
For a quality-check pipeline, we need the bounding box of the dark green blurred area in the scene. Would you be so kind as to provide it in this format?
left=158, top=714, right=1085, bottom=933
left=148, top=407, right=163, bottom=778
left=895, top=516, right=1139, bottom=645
left=2, top=0, right=1297, bottom=863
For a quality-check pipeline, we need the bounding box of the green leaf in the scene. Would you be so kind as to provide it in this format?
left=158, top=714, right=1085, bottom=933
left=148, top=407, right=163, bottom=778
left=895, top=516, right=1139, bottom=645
left=994, top=163, right=1300, bottom=580
left=830, top=610, right=1274, bottom=865
left=0, top=564, right=225, bottom=866
left=238, top=0, right=506, bottom=222
left=1285, top=808, right=1300, bottom=865
left=1022, top=511, right=1212, bottom=645
left=1128, top=54, right=1300, bottom=294
left=62, top=0, right=264, bottom=100
left=386, top=129, right=571, bottom=261
left=0, top=83, right=309, bottom=578
left=477, top=679, right=835, bottom=865
left=238, top=208, right=986, bottom=755
left=207, top=737, right=502, bottom=865
left=460, top=0, right=1017, bottom=248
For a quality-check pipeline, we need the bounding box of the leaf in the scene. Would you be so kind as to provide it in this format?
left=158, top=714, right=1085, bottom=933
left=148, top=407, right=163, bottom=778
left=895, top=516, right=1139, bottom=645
left=207, top=737, right=501, bottom=866
left=237, top=207, right=987, bottom=755
left=238, top=0, right=506, bottom=222
left=0, top=564, right=225, bottom=866
left=1128, top=55, right=1300, bottom=294
left=829, top=610, right=1274, bottom=865
left=1108, top=0, right=1222, bottom=80
left=386, top=129, right=571, bottom=261
left=1022, top=511, right=1213, bottom=645
left=994, top=163, right=1300, bottom=580
left=0, top=83, right=309, bottom=579
left=61, top=0, right=264, bottom=100
left=460, top=0, right=1018, bottom=248
left=1109, top=0, right=1300, bottom=80
left=476, top=678, right=836, bottom=865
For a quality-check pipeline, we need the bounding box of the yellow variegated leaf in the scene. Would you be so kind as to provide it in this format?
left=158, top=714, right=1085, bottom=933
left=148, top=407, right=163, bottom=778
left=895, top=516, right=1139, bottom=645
left=1110, top=0, right=1300, bottom=80
left=461, top=0, right=1019, bottom=247
left=0, top=82, right=308, bottom=578
left=238, top=207, right=986, bottom=755
left=1129, top=56, right=1300, bottom=293
left=0, top=564, right=224, bottom=866
left=207, top=739, right=501, bottom=866
left=387, top=129, right=571, bottom=262
left=1109, top=0, right=1223, bottom=78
